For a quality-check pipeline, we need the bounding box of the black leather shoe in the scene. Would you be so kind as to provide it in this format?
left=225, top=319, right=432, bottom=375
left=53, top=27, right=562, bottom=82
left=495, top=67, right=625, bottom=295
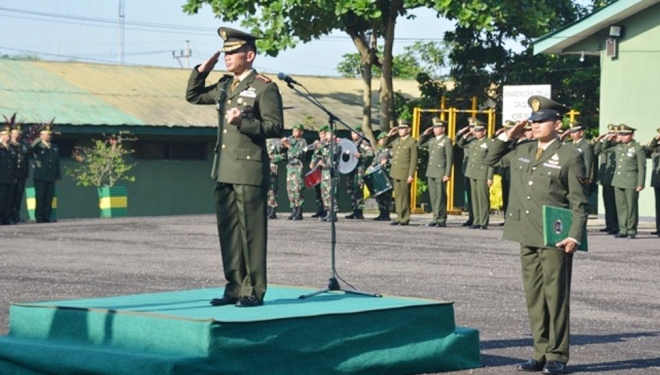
left=293, top=207, right=303, bottom=220
left=436, top=223, right=446, bottom=228
left=399, top=222, right=409, bottom=226
left=287, top=209, right=295, bottom=220
left=355, top=210, right=364, bottom=219
left=311, top=210, right=324, bottom=218
left=390, top=221, right=399, bottom=226
left=515, top=359, right=546, bottom=372
left=373, top=215, right=383, bottom=221
left=628, top=233, right=636, bottom=239
left=344, top=212, right=356, bottom=219
left=469, top=225, right=482, bottom=229
left=651, top=231, right=659, bottom=235
left=542, top=360, right=566, bottom=374
left=614, top=233, right=628, bottom=238
left=462, top=221, right=473, bottom=227
left=425, top=222, right=437, bottom=227
left=599, top=227, right=611, bottom=232
left=210, top=296, right=238, bottom=306
left=235, top=296, right=263, bottom=307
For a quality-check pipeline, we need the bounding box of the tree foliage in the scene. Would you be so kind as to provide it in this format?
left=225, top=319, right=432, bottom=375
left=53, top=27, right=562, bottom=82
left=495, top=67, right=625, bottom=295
left=67, top=135, right=136, bottom=188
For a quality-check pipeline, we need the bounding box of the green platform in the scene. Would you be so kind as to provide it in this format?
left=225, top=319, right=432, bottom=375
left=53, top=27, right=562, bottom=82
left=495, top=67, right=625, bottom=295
left=0, top=286, right=480, bottom=375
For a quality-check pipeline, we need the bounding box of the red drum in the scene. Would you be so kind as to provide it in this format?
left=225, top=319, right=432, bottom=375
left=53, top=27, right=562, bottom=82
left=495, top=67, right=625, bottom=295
left=304, top=167, right=322, bottom=188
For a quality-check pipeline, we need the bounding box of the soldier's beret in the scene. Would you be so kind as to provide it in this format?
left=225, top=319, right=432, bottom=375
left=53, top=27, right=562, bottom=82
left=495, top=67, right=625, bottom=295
left=431, top=117, right=446, bottom=127
left=617, top=124, right=635, bottom=134
left=397, top=119, right=411, bottom=128
left=528, top=95, right=569, bottom=122
left=292, top=124, right=304, bottom=131
left=568, top=122, right=584, bottom=133
left=218, top=27, right=261, bottom=53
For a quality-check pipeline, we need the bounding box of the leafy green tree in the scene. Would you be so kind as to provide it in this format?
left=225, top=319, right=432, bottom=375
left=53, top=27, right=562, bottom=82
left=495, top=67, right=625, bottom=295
left=67, top=134, right=136, bottom=187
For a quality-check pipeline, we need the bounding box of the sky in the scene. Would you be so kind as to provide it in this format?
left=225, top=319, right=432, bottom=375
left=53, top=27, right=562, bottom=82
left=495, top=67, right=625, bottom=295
left=0, top=0, right=456, bottom=77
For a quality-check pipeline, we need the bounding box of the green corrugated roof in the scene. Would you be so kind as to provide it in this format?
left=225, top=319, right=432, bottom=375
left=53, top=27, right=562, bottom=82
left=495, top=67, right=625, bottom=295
left=0, top=60, right=421, bottom=130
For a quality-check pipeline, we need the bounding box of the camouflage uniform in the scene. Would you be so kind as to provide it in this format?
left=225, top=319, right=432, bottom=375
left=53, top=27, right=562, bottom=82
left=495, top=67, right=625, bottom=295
left=309, top=139, right=326, bottom=217
left=318, top=138, right=339, bottom=221
left=345, top=138, right=374, bottom=218
left=266, top=139, right=285, bottom=218
left=370, top=144, right=392, bottom=220
left=284, top=136, right=307, bottom=211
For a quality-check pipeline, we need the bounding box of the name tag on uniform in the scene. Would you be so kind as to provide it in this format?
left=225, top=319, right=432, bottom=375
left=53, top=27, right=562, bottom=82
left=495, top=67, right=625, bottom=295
left=240, top=89, right=257, bottom=98
left=480, top=143, right=488, bottom=149
left=518, top=157, right=531, bottom=164
left=542, top=163, right=562, bottom=170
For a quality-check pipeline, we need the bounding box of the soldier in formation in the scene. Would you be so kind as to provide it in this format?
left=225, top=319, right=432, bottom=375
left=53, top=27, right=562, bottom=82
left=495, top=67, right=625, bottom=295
left=266, top=138, right=284, bottom=219
left=457, top=118, right=493, bottom=229
left=309, top=126, right=328, bottom=218
left=281, top=124, right=307, bottom=220
left=594, top=124, right=619, bottom=234
left=31, top=124, right=61, bottom=224
left=370, top=133, right=392, bottom=221
left=10, top=123, right=29, bottom=223
left=417, top=117, right=453, bottom=227
left=647, top=127, right=660, bottom=237
left=0, top=124, right=18, bottom=225
left=344, top=126, right=374, bottom=219
left=383, top=119, right=417, bottom=226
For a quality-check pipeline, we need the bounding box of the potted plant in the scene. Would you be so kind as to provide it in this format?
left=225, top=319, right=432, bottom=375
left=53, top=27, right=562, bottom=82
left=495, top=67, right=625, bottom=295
left=67, top=134, right=136, bottom=218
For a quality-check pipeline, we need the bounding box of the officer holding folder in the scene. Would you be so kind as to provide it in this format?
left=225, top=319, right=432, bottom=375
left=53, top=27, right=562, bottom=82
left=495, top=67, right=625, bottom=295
left=486, top=96, right=588, bottom=375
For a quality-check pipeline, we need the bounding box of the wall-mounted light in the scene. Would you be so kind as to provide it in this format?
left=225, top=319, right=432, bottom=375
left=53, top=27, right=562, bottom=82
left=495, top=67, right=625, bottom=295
left=579, top=51, right=585, bottom=62
left=609, top=25, right=623, bottom=38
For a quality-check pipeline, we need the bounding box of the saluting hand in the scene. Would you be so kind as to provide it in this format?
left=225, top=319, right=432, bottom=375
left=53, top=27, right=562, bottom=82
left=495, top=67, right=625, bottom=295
left=198, top=51, right=220, bottom=73
left=388, top=128, right=398, bottom=137
left=506, top=120, right=527, bottom=140
left=423, top=127, right=433, bottom=136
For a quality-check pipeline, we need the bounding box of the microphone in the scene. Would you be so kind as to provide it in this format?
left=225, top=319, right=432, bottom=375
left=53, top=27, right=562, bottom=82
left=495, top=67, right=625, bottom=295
left=277, top=72, right=300, bottom=86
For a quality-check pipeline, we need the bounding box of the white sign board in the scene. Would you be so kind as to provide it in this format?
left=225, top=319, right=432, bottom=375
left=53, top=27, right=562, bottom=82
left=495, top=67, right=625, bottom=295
left=502, top=85, right=551, bottom=122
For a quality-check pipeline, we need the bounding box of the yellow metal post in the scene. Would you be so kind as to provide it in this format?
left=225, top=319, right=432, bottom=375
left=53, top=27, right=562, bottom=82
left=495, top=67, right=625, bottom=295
left=411, top=108, right=423, bottom=214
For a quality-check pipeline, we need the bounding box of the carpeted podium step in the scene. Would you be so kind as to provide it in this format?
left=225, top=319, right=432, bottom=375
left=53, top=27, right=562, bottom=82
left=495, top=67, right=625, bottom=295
left=0, top=286, right=480, bottom=375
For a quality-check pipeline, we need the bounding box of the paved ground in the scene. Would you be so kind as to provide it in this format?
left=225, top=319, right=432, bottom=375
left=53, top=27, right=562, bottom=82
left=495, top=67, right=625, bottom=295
left=1, top=213, right=659, bottom=374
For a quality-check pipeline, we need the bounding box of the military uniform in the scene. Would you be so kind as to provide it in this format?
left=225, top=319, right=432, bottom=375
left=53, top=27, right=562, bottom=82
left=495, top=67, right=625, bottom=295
left=486, top=96, right=588, bottom=373
left=417, top=118, right=453, bottom=226
left=10, top=133, right=29, bottom=223
left=646, top=129, right=660, bottom=236
left=30, top=126, right=61, bottom=224
left=186, top=27, right=284, bottom=306
left=283, top=126, right=307, bottom=220
left=317, top=135, right=340, bottom=221
left=567, top=122, right=596, bottom=186
left=0, top=126, right=18, bottom=225
left=310, top=127, right=328, bottom=218
left=599, top=124, right=646, bottom=238
left=457, top=121, right=493, bottom=229
left=461, top=134, right=474, bottom=226
left=370, top=133, right=392, bottom=221
left=383, top=119, right=417, bottom=225
left=594, top=124, right=619, bottom=234
left=345, top=127, right=374, bottom=219
left=266, top=139, right=284, bottom=219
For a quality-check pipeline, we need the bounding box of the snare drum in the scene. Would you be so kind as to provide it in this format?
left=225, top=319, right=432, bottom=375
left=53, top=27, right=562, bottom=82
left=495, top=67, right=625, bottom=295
left=364, top=166, right=392, bottom=197
left=304, top=167, right=323, bottom=188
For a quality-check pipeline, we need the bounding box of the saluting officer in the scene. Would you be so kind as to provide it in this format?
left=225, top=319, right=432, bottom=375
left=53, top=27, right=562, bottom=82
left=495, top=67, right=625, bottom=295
left=0, top=125, right=18, bottom=225
left=599, top=124, right=646, bottom=238
left=646, top=127, right=660, bottom=237
left=186, top=27, right=284, bottom=307
left=281, top=124, right=307, bottom=221
left=567, top=122, right=596, bottom=185
left=458, top=120, right=475, bottom=226
left=457, top=118, right=493, bottom=229
left=417, top=117, right=453, bottom=227
left=494, top=120, right=516, bottom=225
left=30, top=124, right=61, bottom=224
left=594, top=124, right=619, bottom=234
left=486, top=96, right=588, bottom=375
left=383, top=119, right=417, bottom=226
left=345, top=126, right=374, bottom=220
left=10, top=121, right=29, bottom=224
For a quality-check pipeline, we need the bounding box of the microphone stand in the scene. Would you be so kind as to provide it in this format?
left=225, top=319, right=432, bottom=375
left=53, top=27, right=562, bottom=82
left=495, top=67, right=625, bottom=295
left=281, top=80, right=381, bottom=300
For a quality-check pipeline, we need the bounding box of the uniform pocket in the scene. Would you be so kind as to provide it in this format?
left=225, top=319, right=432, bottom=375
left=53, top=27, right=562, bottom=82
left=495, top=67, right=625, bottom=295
left=506, top=208, right=520, bottom=221
left=236, top=147, right=262, bottom=162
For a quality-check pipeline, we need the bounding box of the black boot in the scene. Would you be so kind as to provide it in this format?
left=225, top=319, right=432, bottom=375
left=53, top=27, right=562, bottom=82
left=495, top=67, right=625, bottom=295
left=287, top=208, right=296, bottom=220
left=311, top=208, right=324, bottom=218
left=345, top=210, right=356, bottom=219
left=355, top=210, right=364, bottom=219
left=268, top=207, right=277, bottom=219
left=373, top=213, right=383, bottom=221
left=294, top=206, right=303, bottom=220
left=322, top=212, right=337, bottom=222
left=318, top=210, right=327, bottom=221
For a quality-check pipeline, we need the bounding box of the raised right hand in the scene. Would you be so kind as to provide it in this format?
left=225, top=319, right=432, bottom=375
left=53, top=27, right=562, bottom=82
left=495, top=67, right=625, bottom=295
left=198, top=51, right=220, bottom=73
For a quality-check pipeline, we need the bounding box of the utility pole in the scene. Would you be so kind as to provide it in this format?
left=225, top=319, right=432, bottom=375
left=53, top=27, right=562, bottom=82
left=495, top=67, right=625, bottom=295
left=172, top=40, right=192, bottom=69
left=118, top=0, right=125, bottom=65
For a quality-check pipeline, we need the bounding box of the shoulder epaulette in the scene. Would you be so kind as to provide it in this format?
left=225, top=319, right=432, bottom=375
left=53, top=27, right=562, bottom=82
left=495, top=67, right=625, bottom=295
left=256, top=74, right=272, bottom=83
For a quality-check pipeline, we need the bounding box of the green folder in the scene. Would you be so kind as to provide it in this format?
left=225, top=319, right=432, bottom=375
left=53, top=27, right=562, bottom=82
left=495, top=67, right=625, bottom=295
left=542, top=205, right=588, bottom=251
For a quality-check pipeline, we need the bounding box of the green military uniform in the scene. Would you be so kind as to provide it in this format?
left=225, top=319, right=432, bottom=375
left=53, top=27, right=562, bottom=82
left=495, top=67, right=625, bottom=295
left=370, top=132, right=392, bottom=221
left=383, top=119, right=417, bottom=225
left=600, top=124, right=646, bottom=238
left=0, top=125, right=18, bottom=225
left=310, top=126, right=328, bottom=218
left=417, top=118, right=453, bottom=226
left=186, top=27, right=284, bottom=305
left=496, top=120, right=516, bottom=222
left=460, top=127, right=474, bottom=226
left=646, top=129, right=660, bottom=236
left=486, top=96, right=588, bottom=371
left=10, top=125, right=29, bottom=223
left=266, top=139, right=284, bottom=219
left=30, top=126, right=61, bottom=224
left=594, top=124, right=619, bottom=234
left=345, top=126, right=374, bottom=219
left=567, top=122, right=596, bottom=184
left=283, top=125, right=307, bottom=220
left=457, top=120, right=494, bottom=229
left=317, top=134, right=340, bottom=222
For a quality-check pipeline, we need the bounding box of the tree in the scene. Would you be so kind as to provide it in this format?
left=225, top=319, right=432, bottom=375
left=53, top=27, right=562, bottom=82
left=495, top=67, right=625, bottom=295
left=183, top=0, right=553, bottom=142
left=67, top=134, right=136, bottom=188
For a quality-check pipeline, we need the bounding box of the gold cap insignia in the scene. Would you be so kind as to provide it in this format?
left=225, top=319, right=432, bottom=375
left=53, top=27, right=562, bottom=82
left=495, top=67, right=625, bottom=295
left=531, top=98, right=541, bottom=112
